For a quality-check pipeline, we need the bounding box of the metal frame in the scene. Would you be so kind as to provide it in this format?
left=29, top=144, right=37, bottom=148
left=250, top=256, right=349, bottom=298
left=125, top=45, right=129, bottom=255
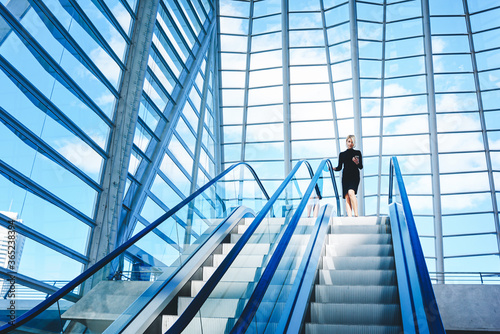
left=0, top=3, right=112, bottom=124
left=118, top=13, right=216, bottom=250
left=462, top=0, right=500, bottom=257
left=215, top=0, right=500, bottom=281
left=85, top=0, right=161, bottom=292
left=27, top=0, right=120, bottom=94
left=422, top=0, right=445, bottom=281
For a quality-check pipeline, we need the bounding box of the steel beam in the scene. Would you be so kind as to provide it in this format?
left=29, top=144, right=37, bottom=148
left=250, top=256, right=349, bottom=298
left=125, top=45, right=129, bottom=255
left=349, top=0, right=364, bottom=215
left=462, top=0, right=500, bottom=258
left=421, top=0, right=444, bottom=282
left=86, top=0, right=160, bottom=289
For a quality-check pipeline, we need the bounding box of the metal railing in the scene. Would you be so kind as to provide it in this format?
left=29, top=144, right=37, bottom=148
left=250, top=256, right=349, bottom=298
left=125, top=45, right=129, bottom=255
left=0, top=162, right=269, bottom=333
left=163, top=159, right=341, bottom=334
left=2, top=281, right=71, bottom=300
left=429, top=272, right=500, bottom=284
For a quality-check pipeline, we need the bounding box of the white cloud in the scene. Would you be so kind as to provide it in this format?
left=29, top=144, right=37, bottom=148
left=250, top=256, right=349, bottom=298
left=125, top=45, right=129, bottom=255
left=96, top=93, right=116, bottom=108
left=290, top=48, right=327, bottom=65
left=250, top=50, right=282, bottom=69
left=89, top=24, right=126, bottom=87
left=441, top=173, right=490, bottom=194
left=489, top=73, right=500, bottom=88
left=220, top=17, right=248, bottom=35
left=440, top=192, right=490, bottom=211
left=220, top=2, right=248, bottom=17
left=358, top=24, right=382, bottom=41
left=431, top=37, right=446, bottom=53
left=220, top=35, right=248, bottom=53
left=289, top=30, right=325, bottom=48
left=112, top=4, right=132, bottom=33
left=57, top=139, right=103, bottom=175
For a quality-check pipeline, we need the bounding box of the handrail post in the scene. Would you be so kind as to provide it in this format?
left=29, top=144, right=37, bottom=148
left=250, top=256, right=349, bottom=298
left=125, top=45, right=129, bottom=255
left=389, top=158, right=394, bottom=204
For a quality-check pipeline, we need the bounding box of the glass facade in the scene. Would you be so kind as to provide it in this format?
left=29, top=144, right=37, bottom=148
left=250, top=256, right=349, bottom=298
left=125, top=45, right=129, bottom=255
left=0, top=0, right=217, bottom=296
left=218, top=0, right=500, bottom=276
left=0, top=0, right=498, bottom=299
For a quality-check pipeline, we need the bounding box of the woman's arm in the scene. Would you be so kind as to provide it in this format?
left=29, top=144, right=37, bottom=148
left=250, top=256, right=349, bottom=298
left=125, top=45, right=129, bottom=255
left=357, top=151, right=363, bottom=170
left=332, top=152, right=343, bottom=171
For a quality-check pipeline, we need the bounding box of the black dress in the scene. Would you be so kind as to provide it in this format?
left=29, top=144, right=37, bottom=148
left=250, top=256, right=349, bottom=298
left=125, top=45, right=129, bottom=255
left=334, top=148, right=363, bottom=198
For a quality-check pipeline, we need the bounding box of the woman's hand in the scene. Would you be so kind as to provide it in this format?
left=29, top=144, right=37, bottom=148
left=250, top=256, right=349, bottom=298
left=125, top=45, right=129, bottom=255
left=352, top=156, right=360, bottom=165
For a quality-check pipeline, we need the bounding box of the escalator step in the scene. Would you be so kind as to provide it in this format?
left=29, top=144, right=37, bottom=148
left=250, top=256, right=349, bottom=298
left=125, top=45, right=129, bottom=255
left=310, top=303, right=401, bottom=326
left=305, top=323, right=402, bottom=334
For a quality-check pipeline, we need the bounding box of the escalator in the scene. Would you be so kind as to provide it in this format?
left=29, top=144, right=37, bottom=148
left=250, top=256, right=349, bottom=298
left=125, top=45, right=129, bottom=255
left=0, top=157, right=445, bottom=334
left=305, top=216, right=402, bottom=334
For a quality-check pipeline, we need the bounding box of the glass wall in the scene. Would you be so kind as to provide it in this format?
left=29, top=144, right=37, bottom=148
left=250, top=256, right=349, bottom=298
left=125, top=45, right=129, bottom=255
left=218, top=0, right=500, bottom=278
left=0, top=0, right=137, bottom=293
left=0, top=0, right=217, bottom=298
left=121, top=0, right=218, bottom=270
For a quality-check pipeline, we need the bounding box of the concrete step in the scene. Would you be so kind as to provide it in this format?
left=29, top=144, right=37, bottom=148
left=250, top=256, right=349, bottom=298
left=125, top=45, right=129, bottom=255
left=305, top=323, right=402, bottom=334
left=326, top=244, right=393, bottom=257
left=314, top=285, right=399, bottom=304
left=322, top=256, right=395, bottom=270
left=318, top=269, right=396, bottom=286
left=310, top=303, right=401, bottom=326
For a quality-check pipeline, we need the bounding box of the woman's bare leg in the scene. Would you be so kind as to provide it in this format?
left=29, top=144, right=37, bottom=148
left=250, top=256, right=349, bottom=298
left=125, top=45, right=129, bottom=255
left=345, top=194, right=352, bottom=217
left=348, top=189, right=358, bottom=217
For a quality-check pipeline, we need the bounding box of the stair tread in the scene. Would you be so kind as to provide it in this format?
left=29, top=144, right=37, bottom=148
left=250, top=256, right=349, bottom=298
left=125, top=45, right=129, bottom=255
left=305, top=323, right=402, bottom=334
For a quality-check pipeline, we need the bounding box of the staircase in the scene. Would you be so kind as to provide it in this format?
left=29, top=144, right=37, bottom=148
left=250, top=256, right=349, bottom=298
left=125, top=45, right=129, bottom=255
left=306, top=216, right=403, bottom=334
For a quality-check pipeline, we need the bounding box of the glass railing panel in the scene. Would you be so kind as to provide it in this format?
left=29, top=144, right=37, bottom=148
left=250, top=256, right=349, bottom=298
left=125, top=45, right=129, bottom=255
left=165, top=160, right=316, bottom=334
left=247, top=224, right=313, bottom=334
left=242, top=159, right=337, bottom=333
left=4, top=162, right=268, bottom=333
left=221, top=166, right=266, bottom=214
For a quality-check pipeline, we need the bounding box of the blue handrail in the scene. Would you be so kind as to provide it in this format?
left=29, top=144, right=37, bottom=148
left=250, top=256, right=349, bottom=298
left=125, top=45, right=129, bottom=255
left=275, top=204, right=333, bottom=334
left=230, top=159, right=330, bottom=333
left=0, top=162, right=269, bottom=333
left=326, top=159, right=341, bottom=216
left=389, top=156, right=446, bottom=334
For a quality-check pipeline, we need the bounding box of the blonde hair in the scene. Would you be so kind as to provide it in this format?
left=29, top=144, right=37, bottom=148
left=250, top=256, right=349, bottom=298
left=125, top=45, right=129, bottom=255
left=346, top=135, right=356, bottom=148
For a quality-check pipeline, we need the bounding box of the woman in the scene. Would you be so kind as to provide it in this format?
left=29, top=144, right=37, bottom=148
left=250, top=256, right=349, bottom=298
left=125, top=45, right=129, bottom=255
left=332, top=135, right=363, bottom=217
